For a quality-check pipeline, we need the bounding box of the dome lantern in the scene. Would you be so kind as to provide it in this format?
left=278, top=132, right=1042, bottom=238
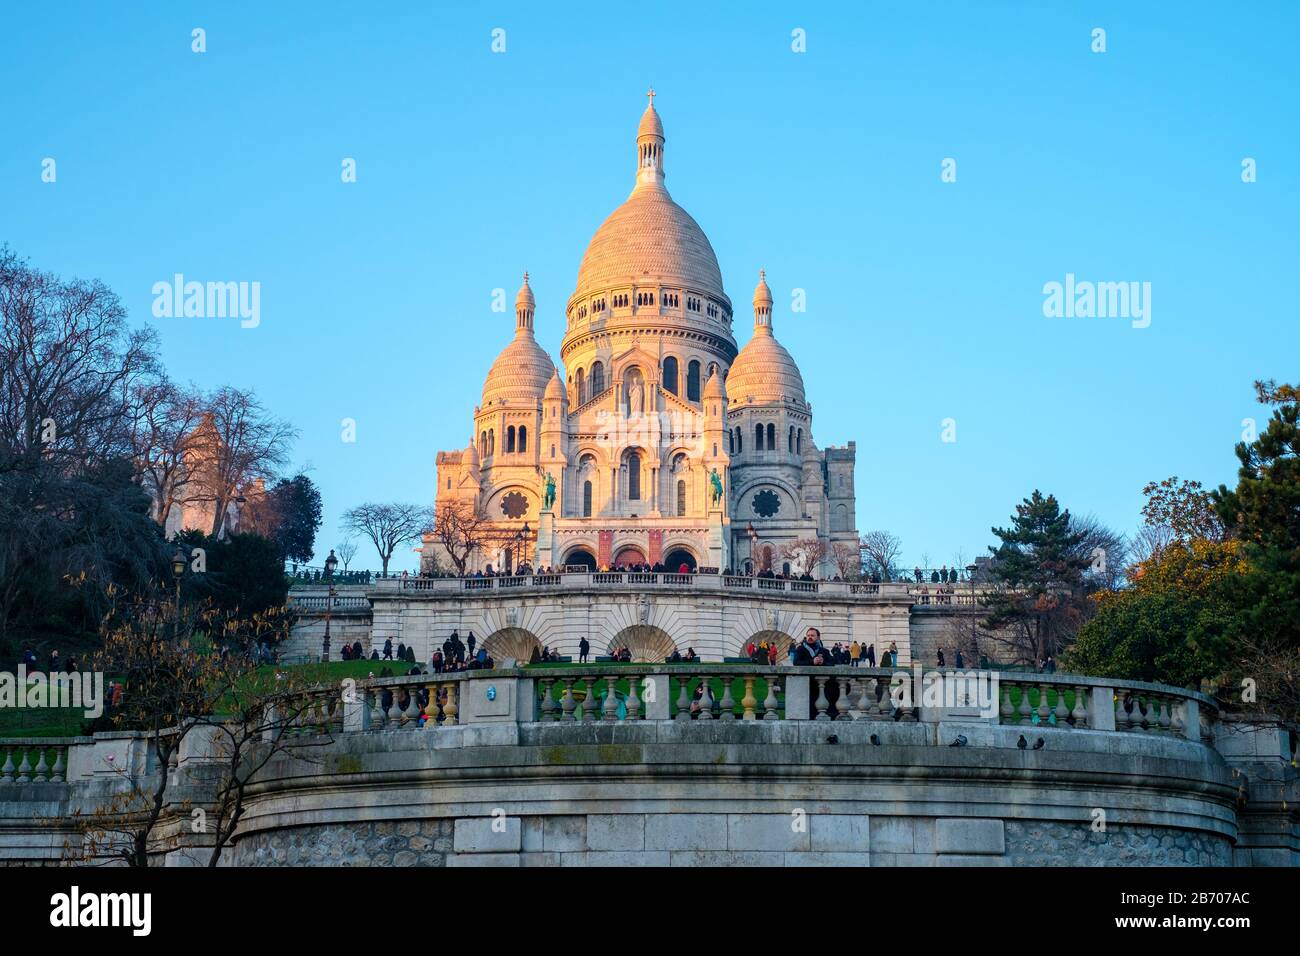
left=636, top=88, right=665, bottom=187
left=753, top=268, right=774, bottom=331
left=515, top=271, right=536, bottom=334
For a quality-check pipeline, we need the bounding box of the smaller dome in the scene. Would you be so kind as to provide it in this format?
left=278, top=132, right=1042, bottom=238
left=753, top=269, right=773, bottom=309
left=638, top=101, right=664, bottom=140
left=464, top=437, right=480, bottom=466
left=703, top=368, right=727, bottom=400
left=727, top=332, right=805, bottom=408
left=516, top=272, right=535, bottom=313
left=544, top=368, right=565, bottom=402
left=482, top=334, right=555, bottom=407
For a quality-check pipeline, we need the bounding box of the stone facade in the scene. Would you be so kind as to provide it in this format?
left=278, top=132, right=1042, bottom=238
left=233, top=819, right=453, bottom=867
left=1005, top=821, right=1233, bottom=867
left=425, top=96, right=858, bottom=579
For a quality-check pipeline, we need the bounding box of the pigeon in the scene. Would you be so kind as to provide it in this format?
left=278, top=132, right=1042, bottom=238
left=826, top=734, right=839, bottom=745
left=1032, top=738, right=1045, bottom=750
left=949, top=734, right=968, bottom=747
left=870, top=734, right=881, bottom=746
left=1017, top=734, right=1027, bottom=750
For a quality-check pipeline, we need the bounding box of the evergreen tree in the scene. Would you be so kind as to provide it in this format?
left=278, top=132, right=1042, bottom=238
left=981, top=490, right=1090, bottom=664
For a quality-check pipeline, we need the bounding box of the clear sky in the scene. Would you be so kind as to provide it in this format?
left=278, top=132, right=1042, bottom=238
left=3, top=2, right=1297, bottom=573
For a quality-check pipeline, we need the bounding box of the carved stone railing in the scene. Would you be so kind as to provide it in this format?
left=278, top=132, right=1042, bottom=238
left=994, top=672, right=1215, bottom=740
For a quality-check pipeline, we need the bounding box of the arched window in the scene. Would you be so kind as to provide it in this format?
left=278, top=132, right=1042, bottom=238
left=488, top=429, right=495, bottom=455
left=518, top=426, right=527, bottom=453
left=676, top=479, right=686, bottom=517
left=662, top=356, right=679, bottom=395
left=797, top=428, right=803, bottom=454
left=728, top=430, right=734, bottom=454
left=789, top=426, right=795, bottom=453
left=480, top=431, right=487, bottom=457
left=735, top=427, right=742, bottom=453
left=583, top=481, right=593, bottom=517
left=767, top=423, right=776, bottom=450
left=755, top=423, right=764, bottom=450
left=687, top=360, right=701, bottom=401
left=591, top=361, right=605, bottom=395
left=506, top=426, right=516, bottom=453
left=627, top=452, right=641, bottom=500
left=575, top=368, right=585, bottom=404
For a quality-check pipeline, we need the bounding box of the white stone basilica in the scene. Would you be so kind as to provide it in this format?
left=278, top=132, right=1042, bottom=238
left=426, top=95, right=858, bottom=577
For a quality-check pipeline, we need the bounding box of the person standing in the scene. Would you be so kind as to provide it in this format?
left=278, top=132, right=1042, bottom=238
left=849, top=641, right=861, bottom=667
left=467, top=632, right=477, bottom=659
left=865, top=643, right=877, bottom=668
left=578, top=636, right=590, bottom=664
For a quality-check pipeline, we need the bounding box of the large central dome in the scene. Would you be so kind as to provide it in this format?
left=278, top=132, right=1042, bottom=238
left=568, top=97, right=730, bottom=315
left=573, top=182, right=726, bottom=305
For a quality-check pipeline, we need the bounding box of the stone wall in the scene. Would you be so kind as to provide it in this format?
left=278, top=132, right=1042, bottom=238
left=1005, top=821, right=1234, bottom=867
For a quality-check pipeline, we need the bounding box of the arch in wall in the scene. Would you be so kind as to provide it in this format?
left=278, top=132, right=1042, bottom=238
left=613, top=545, right=647, bottom=567
left=563, top=546, right=597, bottom=570
left=608, top=625, right=678, bottom=663
left=482, top=627, right=543, bottom=664
left=737, top=629, right=795, bottom=659
left=663, top=547, right=697, bottom=572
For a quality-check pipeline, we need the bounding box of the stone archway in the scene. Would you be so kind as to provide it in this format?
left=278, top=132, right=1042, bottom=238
left=738, top=629, right=795, bottom=660
left=663, top=547, right=697, bottom=572
left=608, top=625, right=678, bottom=663
left=482, top=627, right=542, bottom=664
left=563, top=547, right=597, bottom=570
left=613, top=546, right=646, bottom=567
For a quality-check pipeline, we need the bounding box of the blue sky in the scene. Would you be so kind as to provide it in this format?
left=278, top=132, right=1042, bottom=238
left=3, top=2, right=1297, bottom=572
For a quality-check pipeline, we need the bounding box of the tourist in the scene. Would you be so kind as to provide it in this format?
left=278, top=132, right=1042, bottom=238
left=431, top=649, right=444, bottom=673
left=351, top=640, right=363, bottom=660
left=383, top=638, right=393, bottom=661
left=767, top=642, right=779, bottom=666
left=864, top=643, right=876, bottom=668
left=684, top=647, right=697, bottom=661
left=467, top=633, right=477, bottom=658
left=579, top=636, right=590, bottom=663
left=937, top=648, right=946, bottom=668
left=793, top=628, right=831, bottom=666
left=955, top=650, right=964, bottom=668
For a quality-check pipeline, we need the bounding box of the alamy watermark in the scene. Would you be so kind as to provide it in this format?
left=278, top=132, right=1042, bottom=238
left=152, top=274, right=261, bottom=329
left=1042, top=273, right=1151, bottom=329
left=0, top=666, right=105, bottom=719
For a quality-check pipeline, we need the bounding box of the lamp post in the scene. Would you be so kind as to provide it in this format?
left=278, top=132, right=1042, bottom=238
left=322, top=549, right=338, bottom=662
left=521, top=522, right=531, bottom=571
left=171, top=546, right=187, bottom=636
left=966, top=564, right=978, bottom=662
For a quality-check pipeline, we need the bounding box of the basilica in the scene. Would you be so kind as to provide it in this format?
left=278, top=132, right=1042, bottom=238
left=425, top=95, right=858, bottom=578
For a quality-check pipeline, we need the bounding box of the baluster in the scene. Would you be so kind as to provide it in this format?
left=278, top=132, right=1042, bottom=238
left=1171, top=699, right=1185, bottom=736
left=540, top=679, right=556, bottom=721
left=1000, top=684, right=1015, bottom=724
left=1036, top=684, right=1050, bottom=725
left=892, top=675, right=915, bottom=720
left=718, top=678, right=736, bottom=721
left=560, top=679, right=577, bottom=721
left=405, top=689, right=422, bottom=726
left=813, top=678, right=831, bottom=721
left=33, top=748, right=49, bottom=781
left=602, top=676, right=620, bottom=721
left=423, top=683, right=442, bottom=728
left=675, top=677, right=692, bottom=721
left=442, top=683, right=458, bottom=726
left=51, top=747, right=66, bottom=782
left=1, top=747, right=14, bottom=780
left=369, top=688, right=386, bottom=729
left=626, top=674, right=642, bottom=720
left=582, top=678, right=600, bottom=722
left=761, top=679, right=780, bottom=721
left=1071, top=686, right=1089, bottom=728
left=836, top=678, right=854, bottom=720
left=740, top=677, right=757, bottom=721
left=1158, top=696, right=1172, bottom=734
left=696, top=677, right=714, bottom=720
left=16, top=749, right=32, bottom=783
left=1115, top=692, right=1132, bottom=731
left=1053, top=686, right=1069, bottom=728
left=1016, top=683, right=1032, bottom=725
left=856, top=678, right=872, bottom=718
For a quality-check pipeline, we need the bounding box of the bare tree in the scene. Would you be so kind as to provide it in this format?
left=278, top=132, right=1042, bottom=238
left=190, top=386, right=296, bottom=539
left=127, top=377, right=206, bottom=524
left=860, top=530, right=903, bottom=581
left=1068, top=513, right=1129, bottom=592
left=429, top=499, right=502, bottom=576
left=336, top=538, right=358, bottom=572
left=831, top=541, right=861, bottom=580
left=343, top=502, right=432, bottom=576
left=779, top=537, right=828, bottom=576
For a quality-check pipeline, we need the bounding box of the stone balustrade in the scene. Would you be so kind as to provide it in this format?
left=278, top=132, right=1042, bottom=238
left=369, top=572, right=1003, bottom=605
left=0, top=741, right=71, bottom=783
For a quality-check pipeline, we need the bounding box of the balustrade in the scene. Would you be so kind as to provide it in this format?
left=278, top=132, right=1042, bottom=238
left=0, top=743, right=69, bottom=783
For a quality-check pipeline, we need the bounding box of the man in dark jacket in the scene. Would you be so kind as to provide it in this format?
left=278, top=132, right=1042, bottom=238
left=793, top=627, right=831, bottom=666
left=578, top=637, right=590, bottom=663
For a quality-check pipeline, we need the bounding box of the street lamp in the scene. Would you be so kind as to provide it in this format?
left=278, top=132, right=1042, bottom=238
left=171, top=546, right=187, bottom=634
left=521, top=522, right=531, bottom=571
left=322, top=549, right=338, bottom=662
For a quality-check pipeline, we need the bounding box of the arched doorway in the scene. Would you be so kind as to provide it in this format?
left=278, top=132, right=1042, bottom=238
left=608, top=625, right=678, bottom=663
left=563, top=547, right=597, bottom=570
left=663, top=548, right=697, bottom=572
left=613, top=545, right=646, bottom=567
left=482, top=628, right=543, bottom=664
left=739, top=629, right=795, bottom=660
